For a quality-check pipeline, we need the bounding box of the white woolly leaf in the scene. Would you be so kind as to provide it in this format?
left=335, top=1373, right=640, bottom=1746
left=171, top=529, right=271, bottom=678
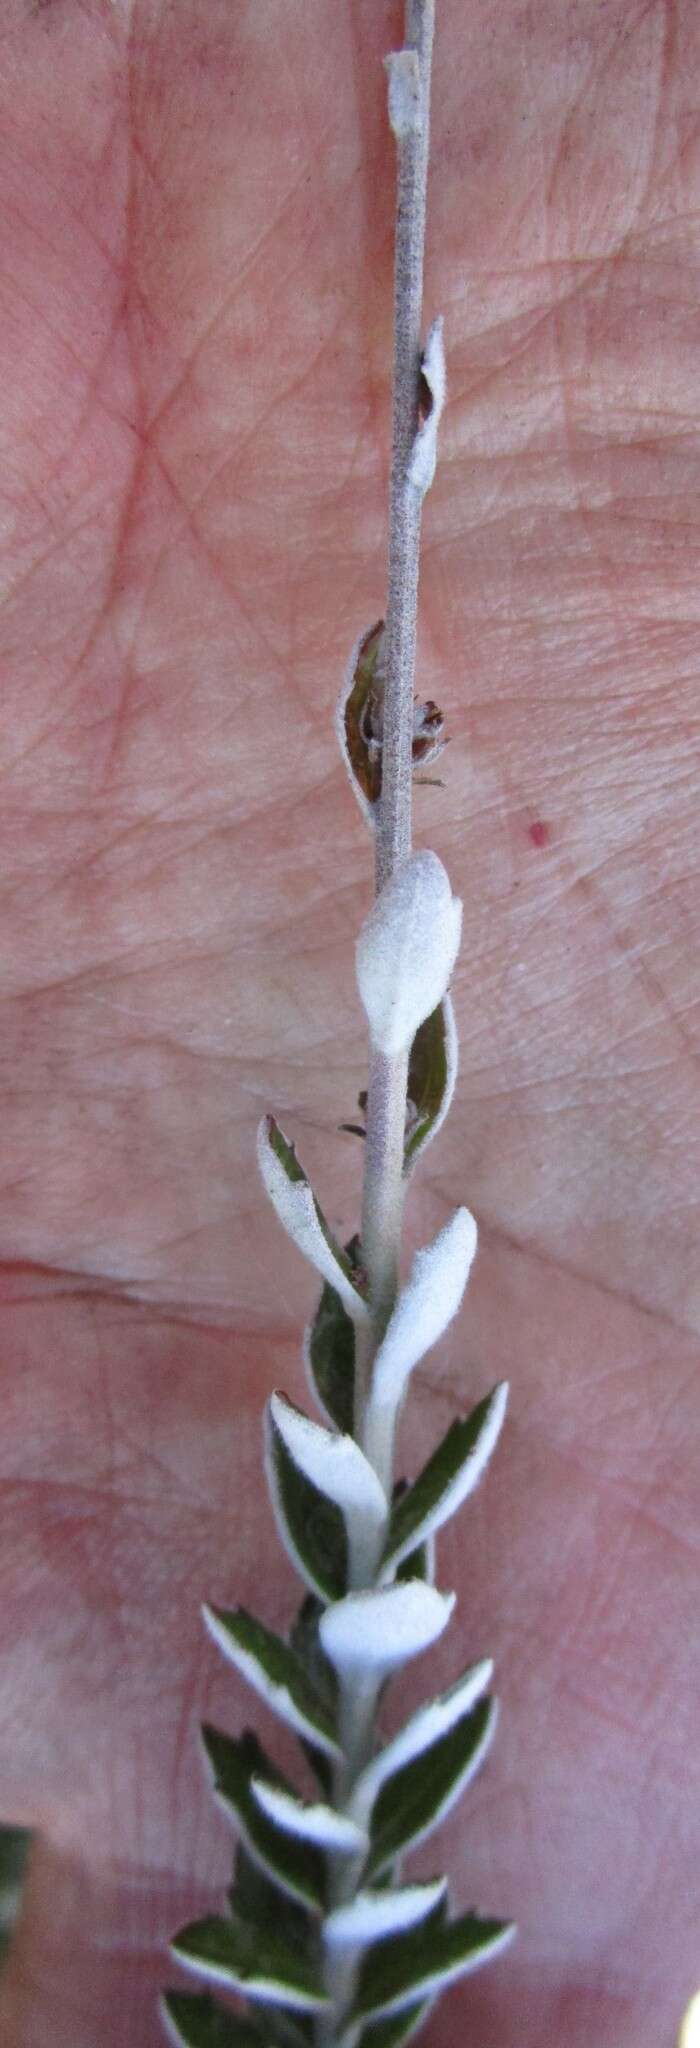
left=325, top=1879, right=446, bottom=1951
left=250, top=1778, right=367, bottom=1856
left=257, top=1117, right=368, bottom=1324
left=364, top=1211, right=477, bottom=1478
left=408, top=318, right=446, bottom=496
left=269, top=1393, right=388, bottom=1589
left=319, top=1580, right=454, bottom=1681
left=355, top=852, right=462, bottom=1058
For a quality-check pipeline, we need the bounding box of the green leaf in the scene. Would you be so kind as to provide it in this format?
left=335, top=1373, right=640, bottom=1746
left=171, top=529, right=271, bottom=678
left=253, top=2013, right=313, bottom=2048
left=203, top=1606, right=340, bottom=1760
left=352, top=1910, right=516, bottom=2023
left=304, top=1255, right=357, bottom=1435
left=288, top=1596, right=338, bottom=1713
left=298, top=1738, right=332, bottom=1800
left=289, top=1596, right=339, bottom=1798
left=286, top=1589, right=335, bottom=1802
left=161, top=1992, right=265, bottom=2047
left=0, top=1824, right=32, bottom=1968
left=403, top=999, right=456, bottom=1173
left=394, top=1542, right=431, bottom=1583
left=267, top=1120, right=306, bottom=1185
left=359, top=2000, right=433, bottom=2048
left=391, top=1479, right=432, bottom=1585
left=227, top=1844, right=311, bottom=1962
left=366, top=1697, right=497, bottom=1877
left=337, top=618, right=385, bottom=815
left=266, top=1408, right=347, bottom=1603
left=172, top=1915, right=328, bottom=2014
left=202, top=1727, right=325, bottom=1913
left=380, top=1385, right=508, bottom=1575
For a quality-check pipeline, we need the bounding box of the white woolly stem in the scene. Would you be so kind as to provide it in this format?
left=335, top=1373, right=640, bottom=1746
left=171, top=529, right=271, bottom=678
left=319, top=10, right=436, bottom=2041
left=355, top=1043, right=409, bottom=1436
left=378, top=0, right=435, bottom=895
left=357, top=0, right=435, bottom=1466
left=361, top=1394, right=396, bottom=1500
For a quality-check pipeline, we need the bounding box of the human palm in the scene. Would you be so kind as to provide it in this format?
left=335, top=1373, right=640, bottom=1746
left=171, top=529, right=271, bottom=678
left=0, top=3, right=698, bottom=2044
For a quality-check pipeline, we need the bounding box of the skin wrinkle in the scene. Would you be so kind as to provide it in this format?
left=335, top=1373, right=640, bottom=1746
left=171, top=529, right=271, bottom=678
left=0, top=509, right=108, bottom=629
left=422, top=1206, right=700, bottom=1349
left=156, top=305, right=356, bottom=533
left=141, top=160, right=331, bottom=443
left=96, top=435, right=319, bottom=794
left=58, top=297, right=140, bottom=468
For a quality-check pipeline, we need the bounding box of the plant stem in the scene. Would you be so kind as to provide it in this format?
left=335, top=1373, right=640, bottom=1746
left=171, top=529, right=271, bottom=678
left=354, top=1044, right=409, bottom=1435
left=357, top=0, right=436, bottom=1446
left=376, top=0, right=435, bottom=897
left=318, top=16, right=437, bottom=2041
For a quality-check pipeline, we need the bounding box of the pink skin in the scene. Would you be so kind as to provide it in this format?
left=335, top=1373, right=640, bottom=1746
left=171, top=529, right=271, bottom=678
left=0, top=1, right=698, bottom=2043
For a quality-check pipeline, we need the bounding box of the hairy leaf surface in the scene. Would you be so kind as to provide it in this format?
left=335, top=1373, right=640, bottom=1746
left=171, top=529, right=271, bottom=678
left=268, top=1393, right=385, bottom=1590
left=257, top=1119, right=368, bottom=1323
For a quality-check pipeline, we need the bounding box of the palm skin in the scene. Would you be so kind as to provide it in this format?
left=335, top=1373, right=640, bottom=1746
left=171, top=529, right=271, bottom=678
left=0, top=1, right=698, bottom=2043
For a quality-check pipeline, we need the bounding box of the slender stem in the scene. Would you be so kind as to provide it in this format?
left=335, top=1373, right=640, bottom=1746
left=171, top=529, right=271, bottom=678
left=376, top=0, right=435, bottom=897
left=358, top=0, right=435, bottom=1434
left=318, top=16, right=436, bottom=2042
left=354, top=1043, right=409, bottom=1436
